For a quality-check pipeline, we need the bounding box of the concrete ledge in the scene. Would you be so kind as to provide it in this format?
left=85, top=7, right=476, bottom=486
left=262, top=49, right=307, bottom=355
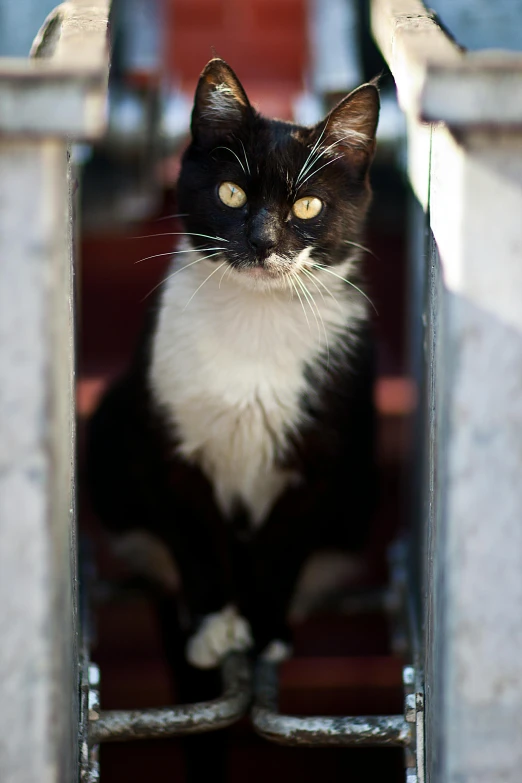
left=371, top=0, right=522, bottom=127
left=0, top=0, right=110, bottom=137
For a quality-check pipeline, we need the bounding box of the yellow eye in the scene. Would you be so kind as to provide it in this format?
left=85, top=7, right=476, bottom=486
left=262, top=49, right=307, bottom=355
left=218, top=181, right=247, bottom=208
left=292, top=196, right=323, bottom=220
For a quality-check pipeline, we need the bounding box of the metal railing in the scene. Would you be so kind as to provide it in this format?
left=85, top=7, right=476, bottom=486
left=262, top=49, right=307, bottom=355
left=84, top=540, right=424, bottom=782
left=89, top=653, right=252, bottom=745
left=251, top=658, right=412, bottom=748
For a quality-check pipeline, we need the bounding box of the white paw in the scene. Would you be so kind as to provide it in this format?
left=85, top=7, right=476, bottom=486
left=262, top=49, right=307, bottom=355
left=261, top=639, right=293, bottom=663
left=186, top=605, right=253, bottom=669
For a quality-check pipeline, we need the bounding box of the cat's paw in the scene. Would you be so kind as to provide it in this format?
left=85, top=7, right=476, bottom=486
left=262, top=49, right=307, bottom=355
left=261, top=639, right=293, bottom=663
left=186, top=605, right=253, bottom=669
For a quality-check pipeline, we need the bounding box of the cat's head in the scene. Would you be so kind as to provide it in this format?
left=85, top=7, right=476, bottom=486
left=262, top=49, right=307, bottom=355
left=177, top=58, right=379, bottom=292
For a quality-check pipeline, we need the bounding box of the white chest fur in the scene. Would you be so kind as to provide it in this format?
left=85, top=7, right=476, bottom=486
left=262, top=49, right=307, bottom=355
left=149, top=255, right=365, bottom=527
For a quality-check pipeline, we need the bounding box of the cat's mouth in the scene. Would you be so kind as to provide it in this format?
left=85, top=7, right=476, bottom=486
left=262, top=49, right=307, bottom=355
left=242, top=264, right=281, bottom=279
left=242, top=249, right=312, bottom=276
left=226, top=248, right=314, bottom=291
left=233, top=258, right=297, bottom=288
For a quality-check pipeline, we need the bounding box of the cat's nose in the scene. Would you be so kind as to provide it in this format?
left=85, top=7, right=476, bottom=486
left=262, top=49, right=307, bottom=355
left=249, top=233, right=278, bottom=255
left=248, top=210, right=279, bottom=256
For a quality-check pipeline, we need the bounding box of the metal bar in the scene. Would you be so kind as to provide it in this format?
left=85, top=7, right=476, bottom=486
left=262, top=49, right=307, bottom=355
left=89, top=654, right=252, bottom=744
left=80, top=657, right=100, bottom=783
left=251, top=660, right=412, bottom=748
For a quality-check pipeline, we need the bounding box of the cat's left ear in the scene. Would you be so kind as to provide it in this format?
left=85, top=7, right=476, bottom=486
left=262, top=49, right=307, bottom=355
left=191, top=58, right=253, bottom=148
left=318, top=83, right=380, bottom=168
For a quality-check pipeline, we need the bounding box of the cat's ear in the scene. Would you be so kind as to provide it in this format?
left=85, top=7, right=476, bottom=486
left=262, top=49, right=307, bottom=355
left=317, top=83, right=380, bottom=168
left=191, top=58, right=253, bottom=147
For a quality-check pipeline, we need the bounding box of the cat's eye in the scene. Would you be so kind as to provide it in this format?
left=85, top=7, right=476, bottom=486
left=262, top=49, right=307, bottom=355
left=218, top=181, right=247, bottom=208
left=292, top=196, right=323, bottom=220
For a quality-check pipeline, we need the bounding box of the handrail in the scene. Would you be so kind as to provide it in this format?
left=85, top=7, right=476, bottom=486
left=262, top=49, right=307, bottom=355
left=252, top=659, right=412, bottom=748
left=89, top=654, right=252, bottom=744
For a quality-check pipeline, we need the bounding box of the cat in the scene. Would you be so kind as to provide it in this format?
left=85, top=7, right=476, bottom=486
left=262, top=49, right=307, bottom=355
left=87, top=58, right=379, bottom=670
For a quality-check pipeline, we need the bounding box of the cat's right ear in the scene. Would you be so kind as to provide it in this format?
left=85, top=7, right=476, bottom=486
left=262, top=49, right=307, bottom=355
left=191, top=59, right=253, bottom=148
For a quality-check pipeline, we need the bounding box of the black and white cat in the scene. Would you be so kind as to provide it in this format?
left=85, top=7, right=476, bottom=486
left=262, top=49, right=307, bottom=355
left=87, top=58, right=379, bottom=670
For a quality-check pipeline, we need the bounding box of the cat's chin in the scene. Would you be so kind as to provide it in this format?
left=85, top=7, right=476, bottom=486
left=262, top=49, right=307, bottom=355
left=226, top=248, right=314, bottom=294
left=227, top=263, right=291, bottom=293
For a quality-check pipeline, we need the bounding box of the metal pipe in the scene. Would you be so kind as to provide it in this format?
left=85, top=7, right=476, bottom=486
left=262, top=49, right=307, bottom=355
left=89, top=653, right=252, bottom=744
left=251, top=660, right=412, bottom=748
left=253, top=710, right=412, bottom=747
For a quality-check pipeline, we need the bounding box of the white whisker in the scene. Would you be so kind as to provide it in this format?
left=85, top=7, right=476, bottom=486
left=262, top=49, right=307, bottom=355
left=309, top=132, right=364, bottom=169
left=313, top=264, right=378, bottom=314
left=296, top=272, right=330, bottom=368
left=238, top=139, right=251, bottom=175
left=291, top=271, right=319, bottom=331
left=154, top=212, right=190, bottom=222
left=302, top=267, right=342, bottom=311
left=295, top=122, right=329, bottom=186
left=296, top=131, right=345, bottom=185
left=212, top=146, right=246, bottom=175
left=301, top=267, right=326, bottom=305
left=344, top=240, right=379, bottom=259
left=132, top=232, right=229, bottom=243
left=287, top=274, right=311, bottom=332
left=219, top=263, right=233, bottom=288
left=293, top=273, right=319, bottom=334
left=182, top=261, right=228, bottom=312
left=296, top=131, right=368, bottom=188
left=142, top=252, right=222, bottom=301
left=135, top=247, right=225, bottom=265
left=295, top=143, right=327, bottom=185
left=297, top=155, right=344, bottom=189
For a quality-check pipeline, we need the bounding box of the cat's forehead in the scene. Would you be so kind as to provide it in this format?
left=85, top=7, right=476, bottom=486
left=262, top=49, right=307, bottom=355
left=242, top=131, right=306, bottom=195
left=256, top=118, right=311, bottom=153
left=248, top=120, right=315, bottom=182
left=226, top=120, right=328, bottom=203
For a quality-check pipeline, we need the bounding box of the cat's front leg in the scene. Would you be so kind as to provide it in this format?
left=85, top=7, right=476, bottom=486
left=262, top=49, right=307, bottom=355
left=156, top=523, right=254, bottom=669
left=152, top=503, right=253, bottom=668
left=110, top=522, right=254, bottom=668
left=186, top=604, right=253, bottom=668
left=259, top=638, right=293, bottom=663
left=245, top=537, right=309, bottom=662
